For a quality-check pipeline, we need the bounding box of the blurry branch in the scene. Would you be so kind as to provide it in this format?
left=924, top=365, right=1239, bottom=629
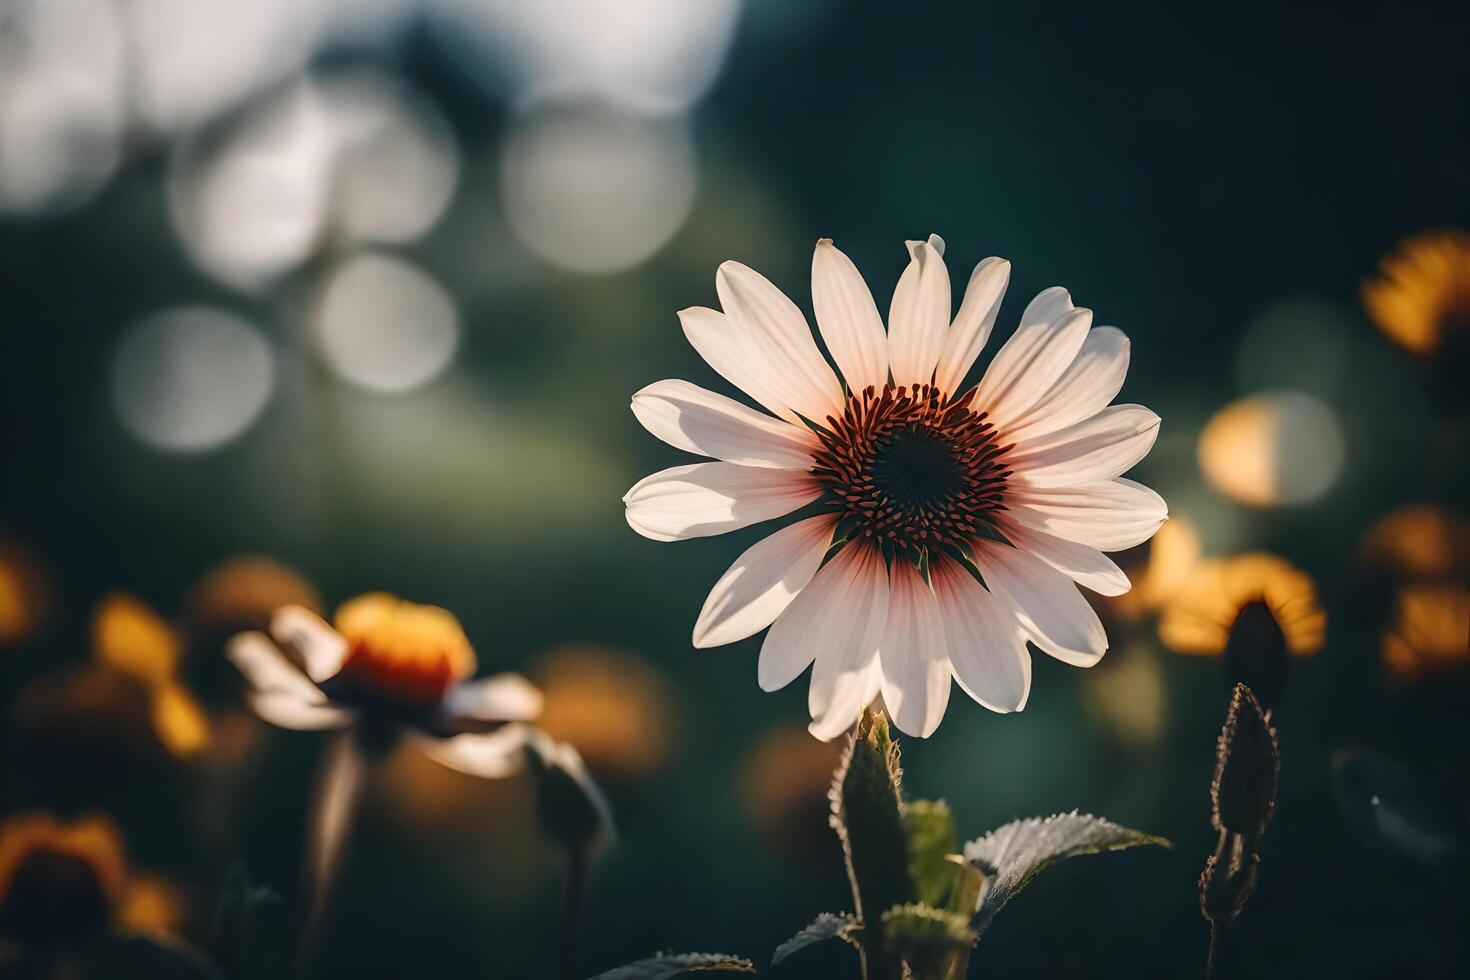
left=1199, top=684, right=1279, bottom=980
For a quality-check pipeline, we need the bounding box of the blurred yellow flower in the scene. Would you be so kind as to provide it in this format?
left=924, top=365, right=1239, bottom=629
left=530, top=645, right=675, bottom=784
left=184, top=555, right=321, bottom=638
left=116, top=873, right=189, bottom=936
left=1357, top=505, right=1470, bottom=582
left=91, top=594, right=210, bottom=758
left=1362, top=230, right=1470, bottom=356
left=0, top=812, right=126, bottom=942
left=1382, top=583, right=1470, bottom=682
left=1159, top=554, right=1325, bottom=658
left=0, top=541, right=50, bottom=647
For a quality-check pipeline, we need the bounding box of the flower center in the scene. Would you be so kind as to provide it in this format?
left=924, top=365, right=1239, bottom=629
left=811, top=384, right=1011, bottom=557
left=332, top=593, right=476, bottom=708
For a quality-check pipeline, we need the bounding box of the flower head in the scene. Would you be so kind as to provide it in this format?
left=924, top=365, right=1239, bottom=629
left=625, top=237, right=1165, bottom=738
left=228, top=594, right=542, bottom=778
left=1381, top=583, right=1470, bottom=682
left=1159, top=553, right=1325, bottom=712
left=1362, top=230, right=1470, bottom=357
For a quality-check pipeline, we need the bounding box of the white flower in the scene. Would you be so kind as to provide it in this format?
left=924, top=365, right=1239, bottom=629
left=625, top=236, right=1166, bottom=740
left=227, top=593, right=543, bottom=777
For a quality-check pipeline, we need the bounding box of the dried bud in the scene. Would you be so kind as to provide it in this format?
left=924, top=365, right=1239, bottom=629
left=1199, top=841, right=1259, bottom=923
left=1211, top=684, right=1279, bottom=843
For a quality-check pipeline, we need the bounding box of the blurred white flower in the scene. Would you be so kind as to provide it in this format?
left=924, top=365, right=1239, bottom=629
left=626, top=237, right=1166, bottom=739
left=228, top=593, right=542, bottom=779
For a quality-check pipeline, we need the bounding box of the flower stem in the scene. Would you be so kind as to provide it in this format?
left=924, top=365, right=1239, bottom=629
left=297, top=729, right=367, bottom=971
left=555, top=844, right=589, bottom=979
left=1205, top=918, right=1228, bottom=980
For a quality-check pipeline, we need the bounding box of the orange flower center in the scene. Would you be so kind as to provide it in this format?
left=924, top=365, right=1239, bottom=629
left=332, top=594, right=476, bottom=708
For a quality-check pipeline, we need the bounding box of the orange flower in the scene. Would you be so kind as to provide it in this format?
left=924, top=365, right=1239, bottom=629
left=1362, top=230, right=1470, bottom=356
left=184, top=555, right=321, bottom=637
left=91, top=594, right=210, bottom=758
left=1357, top=505, right=1470, bottom=582
left=0, top=541, right=50, bottom=647
left=0, top=812, right=126, bottom=943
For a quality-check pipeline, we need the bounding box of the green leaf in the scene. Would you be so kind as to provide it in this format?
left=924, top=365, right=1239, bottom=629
left=963, top=811, right=1170, bottom=935
left=589, top=953, right=757, bottom=978
left=831, top=709, right=913, bottom=952
left=905, top=800, right=959, bottom=907
left=880, top=903, right=976, bottom=980
left=771, top=913, right=860, bottom=966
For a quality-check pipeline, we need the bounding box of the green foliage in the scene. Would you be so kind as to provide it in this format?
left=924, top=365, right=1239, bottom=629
left=881, top=903, right=977, bottom=980
left=963, top=811, right=1171, bottom=936
left=590, top=953, right=757, bottom=978
left=770, top=912, right=859, bottom=966
left=904, top=800, right=958, bottom=908
left=830, top=708, right=913, bottom=979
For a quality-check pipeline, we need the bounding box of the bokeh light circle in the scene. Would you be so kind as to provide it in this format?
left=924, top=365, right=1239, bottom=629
left=168, top=69, right=460, bottom=290
left=111, top=308, right=275, bottom=452
left=1197, top=391, right=1345, bottom=507
left=314, top=253, right=460, bottom=394
left=501, top=104, right=696, bottom=274
left=0, top=0, right=126, bottom=214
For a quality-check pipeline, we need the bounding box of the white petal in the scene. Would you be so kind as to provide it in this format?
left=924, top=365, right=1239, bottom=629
left=934, top=257, right=1011, bottom=394
left=757, top=543, right=887, bottom=696
left=976, top=289, right=1091, bottom=427
left=693, top=514, right=837, bottom=648
left=879, top=560, right=952, bottom=738
left=1005, top=478, right=1168, bottom=551
left=931, top=560, right=1030, bottom=712
left=1002, top=521, right=1132, bottom=597
left=227, top=633, right=351, bottom=731
left=1006, top=405, right=1161, bottom=488
left=888, top=238, right=951, bottom=388
left=680, top=306, right=802, bottom=425
left=715, top=261, right=844, bottom=423
left=972, top=541, right=1107, bottom=667
left=248, top=691, right=354, bottom=730
left=443, top=673, right=544, bottom=725
left=415, top=726, right=529, bottom=780
left=631, top=379, right=817, bottom=469
left=624, top=462, right=820, bottom=541
left=1002, top=326, right=1130, bottom=442
left=806, top=546, right=889, bottom=740
left=269, top=606, right=348, bottom=684
left=811, top=239, right=888, bottom=392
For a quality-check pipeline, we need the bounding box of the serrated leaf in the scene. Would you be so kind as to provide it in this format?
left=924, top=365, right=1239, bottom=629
left=830, top=708, right=913, bottom=932
left=589, top=953, right=757, bottom=979
left=963, top=811, right=1170, bottom=935
left=771, top=912, right=860, bottom=966
left=905, top=800, right=958, bottom=907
